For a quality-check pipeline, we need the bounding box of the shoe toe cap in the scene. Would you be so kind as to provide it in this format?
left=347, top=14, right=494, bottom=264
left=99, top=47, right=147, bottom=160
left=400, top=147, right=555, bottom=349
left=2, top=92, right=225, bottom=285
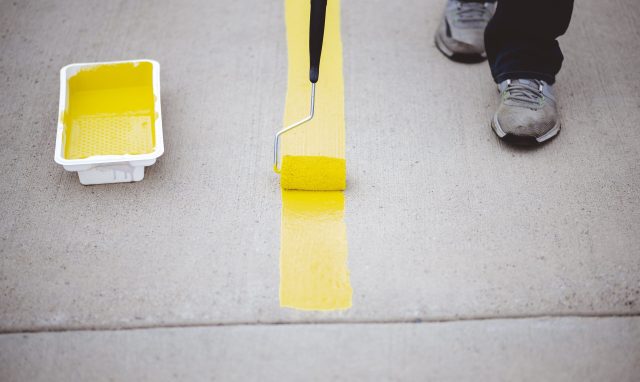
left=496, top=106, right=558, bottom=139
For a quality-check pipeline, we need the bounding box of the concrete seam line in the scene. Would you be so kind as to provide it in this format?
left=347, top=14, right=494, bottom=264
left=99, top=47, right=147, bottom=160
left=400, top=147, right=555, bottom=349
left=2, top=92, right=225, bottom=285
left=3, top=312, right=640, bottom=335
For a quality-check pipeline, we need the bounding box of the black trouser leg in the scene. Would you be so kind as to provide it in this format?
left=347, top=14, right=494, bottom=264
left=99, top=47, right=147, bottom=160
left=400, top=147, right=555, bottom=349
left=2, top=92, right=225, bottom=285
left=484, top=0, right=574, bottom=84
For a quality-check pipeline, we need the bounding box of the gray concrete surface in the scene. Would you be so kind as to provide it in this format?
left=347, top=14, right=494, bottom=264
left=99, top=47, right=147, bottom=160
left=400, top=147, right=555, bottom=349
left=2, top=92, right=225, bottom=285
left=2, top=317, right=639, bottom=382
left=1, top=0, right=639, bottom=379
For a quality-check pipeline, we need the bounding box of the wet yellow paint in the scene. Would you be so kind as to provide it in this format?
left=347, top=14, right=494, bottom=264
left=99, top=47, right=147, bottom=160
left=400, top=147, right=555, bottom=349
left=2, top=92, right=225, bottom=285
left=279, top=0, right=352, bottom=310
left=280, top=191, right=351, bottom=310
left=63, top=62, right=155, bottom=159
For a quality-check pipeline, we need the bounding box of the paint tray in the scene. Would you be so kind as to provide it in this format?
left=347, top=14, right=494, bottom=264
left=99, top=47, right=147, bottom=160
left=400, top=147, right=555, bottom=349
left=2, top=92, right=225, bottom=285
left=54, top=59, right=164, bottom=185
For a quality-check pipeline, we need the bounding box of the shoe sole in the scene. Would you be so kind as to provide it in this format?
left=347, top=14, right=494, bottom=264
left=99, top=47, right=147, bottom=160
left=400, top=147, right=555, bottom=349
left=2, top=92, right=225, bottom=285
left=434, top=34, right=486, bottom=64
left=491, top=112, right=561, bottom=146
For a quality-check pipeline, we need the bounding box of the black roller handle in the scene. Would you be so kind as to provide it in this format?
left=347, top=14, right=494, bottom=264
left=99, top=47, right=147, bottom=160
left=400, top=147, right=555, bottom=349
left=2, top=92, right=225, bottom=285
left=309, top=0, right=327, bottom=83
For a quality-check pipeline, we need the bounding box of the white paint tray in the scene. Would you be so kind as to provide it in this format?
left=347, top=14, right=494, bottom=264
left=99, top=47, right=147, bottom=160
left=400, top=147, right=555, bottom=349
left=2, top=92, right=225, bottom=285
left=54, top=59, right=164, bottom=185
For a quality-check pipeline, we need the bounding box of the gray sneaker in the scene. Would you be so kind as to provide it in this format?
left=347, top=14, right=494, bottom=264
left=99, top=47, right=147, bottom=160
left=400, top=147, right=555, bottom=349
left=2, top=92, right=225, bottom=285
left=435, top=1, right=495, bottom=62
left=491, top=79, right=561, bottom=145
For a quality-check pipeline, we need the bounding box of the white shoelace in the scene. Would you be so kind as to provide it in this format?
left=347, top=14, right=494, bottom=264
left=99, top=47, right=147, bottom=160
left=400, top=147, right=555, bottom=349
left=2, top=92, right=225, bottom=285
left=504, top=79, right=545, bottom=107
left=455, top=2, right=491, bottom=23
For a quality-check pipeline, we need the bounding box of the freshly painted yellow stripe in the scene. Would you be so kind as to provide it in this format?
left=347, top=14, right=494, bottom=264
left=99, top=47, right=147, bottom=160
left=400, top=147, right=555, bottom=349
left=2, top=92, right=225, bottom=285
left=279, top=0, right=352, bottom=310
left=280, top=191, right=351, bottom=310
left=281, top=0, right=345, bottom=160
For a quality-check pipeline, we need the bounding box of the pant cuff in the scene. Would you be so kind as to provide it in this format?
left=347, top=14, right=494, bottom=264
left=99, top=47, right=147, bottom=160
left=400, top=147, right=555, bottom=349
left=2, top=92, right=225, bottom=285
left=494, top=71, right=556, bottom=85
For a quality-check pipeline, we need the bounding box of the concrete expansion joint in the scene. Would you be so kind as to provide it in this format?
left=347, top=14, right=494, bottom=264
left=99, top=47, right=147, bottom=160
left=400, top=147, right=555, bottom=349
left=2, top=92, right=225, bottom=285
left=3, top=312, right=640, bottom=335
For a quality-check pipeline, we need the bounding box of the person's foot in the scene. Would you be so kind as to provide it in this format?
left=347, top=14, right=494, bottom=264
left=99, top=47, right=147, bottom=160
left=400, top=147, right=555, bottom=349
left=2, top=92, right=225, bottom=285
left=491, top=79, right=561, bottom=146
left=435, top=1, right=495, bottom=63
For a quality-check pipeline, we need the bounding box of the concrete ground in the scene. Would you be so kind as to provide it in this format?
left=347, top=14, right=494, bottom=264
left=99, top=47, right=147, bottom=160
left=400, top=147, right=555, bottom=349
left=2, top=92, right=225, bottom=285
left=1, top=0, right=639, bottom=380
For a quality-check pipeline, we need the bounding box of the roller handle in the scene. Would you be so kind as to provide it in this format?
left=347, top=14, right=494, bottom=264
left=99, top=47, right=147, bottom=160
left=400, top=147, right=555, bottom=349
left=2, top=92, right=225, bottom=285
left=309, top=0, right=327, bottom=83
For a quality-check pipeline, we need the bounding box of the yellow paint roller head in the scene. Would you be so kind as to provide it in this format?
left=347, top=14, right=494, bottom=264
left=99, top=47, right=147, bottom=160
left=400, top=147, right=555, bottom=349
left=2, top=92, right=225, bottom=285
left=280, top=155, right=346, bottom=191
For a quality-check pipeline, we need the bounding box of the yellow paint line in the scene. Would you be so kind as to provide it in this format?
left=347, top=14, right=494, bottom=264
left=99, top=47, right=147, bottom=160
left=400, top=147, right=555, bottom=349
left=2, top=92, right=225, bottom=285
left=279, top=0, right=352, bottom=310
left=281, top=0, right=345, bottom=159
left=280, top=191, right=351, bottom=310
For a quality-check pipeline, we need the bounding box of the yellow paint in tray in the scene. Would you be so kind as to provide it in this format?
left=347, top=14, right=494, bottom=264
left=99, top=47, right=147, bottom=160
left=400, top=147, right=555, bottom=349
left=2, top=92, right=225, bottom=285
left=279, top=0, right=352, bottom=310
left=63, top=62, right=155, bottom=159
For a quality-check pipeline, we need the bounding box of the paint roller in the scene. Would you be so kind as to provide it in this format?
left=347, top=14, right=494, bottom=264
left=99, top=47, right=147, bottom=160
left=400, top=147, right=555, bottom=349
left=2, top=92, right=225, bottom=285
left=273, top=0, right=346, bottom=191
